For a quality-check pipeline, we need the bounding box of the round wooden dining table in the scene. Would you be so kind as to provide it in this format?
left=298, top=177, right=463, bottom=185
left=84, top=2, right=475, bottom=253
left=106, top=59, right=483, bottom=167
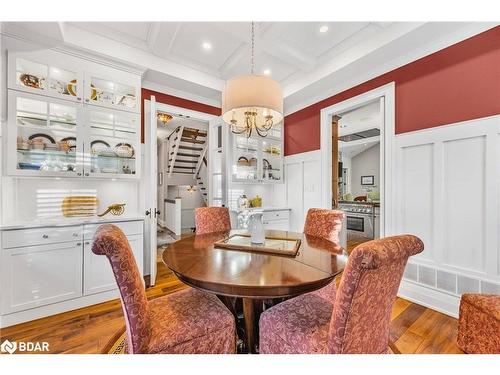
left=162, top=229, right=348, bottom=353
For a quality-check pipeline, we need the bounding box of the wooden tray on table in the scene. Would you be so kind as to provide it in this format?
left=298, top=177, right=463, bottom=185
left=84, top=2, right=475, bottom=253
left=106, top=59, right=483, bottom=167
left=214, top=234, right=301, bottom=257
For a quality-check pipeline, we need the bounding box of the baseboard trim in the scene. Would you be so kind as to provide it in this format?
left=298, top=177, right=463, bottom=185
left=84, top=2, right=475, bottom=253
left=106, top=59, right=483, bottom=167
left=398, top=279, right=460, bottom=318
left=0, top=289, right=121, bottom=328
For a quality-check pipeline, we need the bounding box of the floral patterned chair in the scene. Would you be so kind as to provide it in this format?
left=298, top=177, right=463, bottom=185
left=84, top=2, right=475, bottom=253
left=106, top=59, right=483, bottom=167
left=303, top=208, right=345, bottom=301
left=194, top=207, right=231, bottom=235
left=259, top=235, right=424, bottom=354
left=457, top=293, right=500, bottom=354
left=92, top=224, right=236, bottom=354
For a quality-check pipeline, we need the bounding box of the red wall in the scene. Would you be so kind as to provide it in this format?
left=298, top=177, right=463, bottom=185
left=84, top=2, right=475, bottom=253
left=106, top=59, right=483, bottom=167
left=284, top=26, right=500, bottom=156
left=140, top=88, right=221, bottom=143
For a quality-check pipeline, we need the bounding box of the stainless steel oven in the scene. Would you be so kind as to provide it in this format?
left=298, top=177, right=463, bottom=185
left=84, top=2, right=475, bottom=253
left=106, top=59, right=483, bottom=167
left=339, top=202, right=375, bottom=239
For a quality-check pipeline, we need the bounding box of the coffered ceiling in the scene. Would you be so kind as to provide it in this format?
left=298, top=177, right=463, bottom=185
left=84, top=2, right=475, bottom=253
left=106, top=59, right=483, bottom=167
left=1, top=21, right=497, bottom=113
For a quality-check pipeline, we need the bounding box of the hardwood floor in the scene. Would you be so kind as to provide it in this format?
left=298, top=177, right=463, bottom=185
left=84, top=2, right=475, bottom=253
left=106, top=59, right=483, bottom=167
left=0, top=239, right=463, bottom=354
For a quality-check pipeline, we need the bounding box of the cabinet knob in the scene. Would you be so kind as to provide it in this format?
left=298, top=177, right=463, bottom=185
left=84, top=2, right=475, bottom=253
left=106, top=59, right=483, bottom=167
left=77, top=172, right=82, bottom=176
left=77, top=97, right=82, bottom=101
left=76, top=242, right=82, bottom=246
left=73, top=233, right=79, bottom=237
left=85, top=241, right=90, bottom=245
left=85, top=98, right=89, bottom=103
left=42, top=234, right=49, bottom=239
left=85, top=173, right=89, bottom=177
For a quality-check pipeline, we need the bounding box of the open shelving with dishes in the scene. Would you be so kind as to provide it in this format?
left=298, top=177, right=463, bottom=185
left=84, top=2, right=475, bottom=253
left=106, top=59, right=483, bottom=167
left=7, top=90, right=141, bottom=178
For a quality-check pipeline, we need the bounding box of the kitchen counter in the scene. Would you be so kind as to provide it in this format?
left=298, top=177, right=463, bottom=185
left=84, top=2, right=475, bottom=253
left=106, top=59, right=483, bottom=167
left=229, top=206, right=291, bottom=213
left=0, top=215, right=145, bottom=231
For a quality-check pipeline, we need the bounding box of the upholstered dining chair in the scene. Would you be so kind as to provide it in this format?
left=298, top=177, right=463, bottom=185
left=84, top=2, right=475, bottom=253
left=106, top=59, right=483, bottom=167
left=303, top=208, right=345, bottom=301
left=259, top=235, right=424, bottom=354
left=92, top=224, right=236, bottom=354
left=194, top=207, right=231, bottom=234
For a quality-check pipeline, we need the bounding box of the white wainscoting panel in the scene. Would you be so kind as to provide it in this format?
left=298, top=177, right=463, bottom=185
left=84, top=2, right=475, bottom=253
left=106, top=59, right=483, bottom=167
left=284, top=150, right=322, bottom=233
left=396, top=115, right=500, bottom=317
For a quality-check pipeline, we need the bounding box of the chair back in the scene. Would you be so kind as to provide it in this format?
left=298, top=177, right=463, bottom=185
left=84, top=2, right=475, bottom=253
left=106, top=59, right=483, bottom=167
left=91, top=224, right=150, bottom=354
left=328, top=235, right=424, bottom=354
left=303, top=208, right=345, bottom=243
left=194, top=207, right=231, bottom=234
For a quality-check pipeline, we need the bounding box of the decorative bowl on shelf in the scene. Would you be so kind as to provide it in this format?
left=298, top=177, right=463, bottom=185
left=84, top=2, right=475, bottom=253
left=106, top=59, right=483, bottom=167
left=20, top=74, right=45, bottom=89
left=114, top=143, right=134, bottom=158
left=237, top=156, right=249, bottom=166
left=57, top=141, right=71, bottom=152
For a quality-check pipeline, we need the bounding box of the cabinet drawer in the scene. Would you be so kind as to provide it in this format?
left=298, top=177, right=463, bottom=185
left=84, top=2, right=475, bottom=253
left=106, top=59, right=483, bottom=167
left=263, top=219, right=290, bottom=231
left=2, top=225, right=82, bottom=249
left=83, top=220, right=143, bottom=239
left=263, top=210, right=290, bottom=221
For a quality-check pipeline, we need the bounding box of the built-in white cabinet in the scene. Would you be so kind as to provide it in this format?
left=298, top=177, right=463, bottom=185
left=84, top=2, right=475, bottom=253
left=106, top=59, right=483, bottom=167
left=1, top=226, right=83, bottom=315
left=83, top=221, right=143, bottom=295
left=230, top=124, right=283, bottom=184
left=0, top=220, right=144, bottom=323
left=8, top=50, right=140, bottom=113
left=6, top=49, right=141, bottom=179
left=262, top=210, right=290, bottom=231
left=7, top=90, right=141, bottom=178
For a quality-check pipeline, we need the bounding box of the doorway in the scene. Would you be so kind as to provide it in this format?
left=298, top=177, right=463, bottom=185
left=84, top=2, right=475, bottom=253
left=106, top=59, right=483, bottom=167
left=320, top=82, right=395, bottom=247
left=143, top=97, right=216, bottom=285
left=337, top=100, right=382, bottom=247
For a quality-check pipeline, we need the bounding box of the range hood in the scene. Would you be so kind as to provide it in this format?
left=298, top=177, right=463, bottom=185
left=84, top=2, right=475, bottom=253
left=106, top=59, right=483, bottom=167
left=339, top=128, right=380, bottom=142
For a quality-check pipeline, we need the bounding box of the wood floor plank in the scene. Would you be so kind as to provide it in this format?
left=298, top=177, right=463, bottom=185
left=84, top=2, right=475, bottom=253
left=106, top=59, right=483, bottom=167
left=0, top=244, right=464, bottom=354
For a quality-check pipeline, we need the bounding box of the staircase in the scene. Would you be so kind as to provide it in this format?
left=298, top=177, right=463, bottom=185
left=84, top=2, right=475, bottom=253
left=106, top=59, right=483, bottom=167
left=167, top=126, right=209, bottom=205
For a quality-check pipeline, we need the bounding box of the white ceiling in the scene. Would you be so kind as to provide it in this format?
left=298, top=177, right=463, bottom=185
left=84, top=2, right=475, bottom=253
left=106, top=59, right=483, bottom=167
left=2, top=22, right=497, bottom=113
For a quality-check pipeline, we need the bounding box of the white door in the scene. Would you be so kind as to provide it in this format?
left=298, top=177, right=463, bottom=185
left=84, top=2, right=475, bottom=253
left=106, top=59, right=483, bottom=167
left=207, top=116, right=227, bottom=207
left=144, top=97, right=158, bottom=285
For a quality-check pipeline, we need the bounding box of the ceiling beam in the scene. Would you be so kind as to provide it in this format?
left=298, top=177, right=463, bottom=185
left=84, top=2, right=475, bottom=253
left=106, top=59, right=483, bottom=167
left=58, top=22, right=224, bottom=91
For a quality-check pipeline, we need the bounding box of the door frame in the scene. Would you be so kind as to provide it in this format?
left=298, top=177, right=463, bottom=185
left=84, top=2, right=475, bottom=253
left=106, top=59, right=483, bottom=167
left=143, top=99, right=217, bottom=284
left=319, top=82, right=395, bottom=237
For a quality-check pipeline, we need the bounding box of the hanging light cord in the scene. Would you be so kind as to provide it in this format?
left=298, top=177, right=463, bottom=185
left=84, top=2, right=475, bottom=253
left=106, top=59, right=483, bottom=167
left=251, top=21, right=255, bottom=75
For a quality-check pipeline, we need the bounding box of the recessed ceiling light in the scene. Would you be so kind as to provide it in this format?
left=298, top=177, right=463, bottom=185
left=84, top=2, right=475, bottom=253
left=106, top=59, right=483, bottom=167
left=319, top=25, right=329, bottom=33
left=202, top=42, right=212, bottom=50
left=263, top=69, right=271, bottom=76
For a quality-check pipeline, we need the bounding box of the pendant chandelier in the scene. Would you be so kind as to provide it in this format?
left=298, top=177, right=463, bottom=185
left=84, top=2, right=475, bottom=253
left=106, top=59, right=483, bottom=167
left=157, top=112, right=173, bottom=125
left=222, top=22, right=283, bottom=138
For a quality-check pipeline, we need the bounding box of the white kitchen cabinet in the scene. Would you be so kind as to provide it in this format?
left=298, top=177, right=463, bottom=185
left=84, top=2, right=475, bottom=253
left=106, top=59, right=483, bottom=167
left=8, top=50, right=85, bottom=104
left=262, top=210, right=290, bottom=231
left=0, top=219, right=144, bottom=326
left=7, top=90, right=141, bottom=178
left=84, top=70, right=139, bottom=113
left=230, top=124, right=284, bottom=184
left=8, top=49, right=141, bottom=114
left=1, top=240, right=83, bottom=315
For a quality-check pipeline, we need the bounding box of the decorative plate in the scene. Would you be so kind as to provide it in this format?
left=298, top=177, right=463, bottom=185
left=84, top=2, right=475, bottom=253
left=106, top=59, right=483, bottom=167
left=91, top=140, right=111, bottom=154
left=28, top=133, right=56, bottom=144
left=61, top=136, right=77, bottom=151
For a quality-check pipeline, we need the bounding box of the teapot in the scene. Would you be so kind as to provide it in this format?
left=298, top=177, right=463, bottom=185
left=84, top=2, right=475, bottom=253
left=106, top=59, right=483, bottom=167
left=248, top=211, right=265, bottom=244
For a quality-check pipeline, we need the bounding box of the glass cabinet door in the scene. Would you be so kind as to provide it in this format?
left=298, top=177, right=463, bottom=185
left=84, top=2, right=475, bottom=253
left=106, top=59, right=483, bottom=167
left=261, top=137, right=282, bottom=182
left=84, top=73, right=137, bottom=112
left=11, top=91, right=82, bottom=177
left=84, top=108, right=140, bottom=178
left=232, top=134, right=260, bottom=182
left=13, top=56, right=83, bottom=102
